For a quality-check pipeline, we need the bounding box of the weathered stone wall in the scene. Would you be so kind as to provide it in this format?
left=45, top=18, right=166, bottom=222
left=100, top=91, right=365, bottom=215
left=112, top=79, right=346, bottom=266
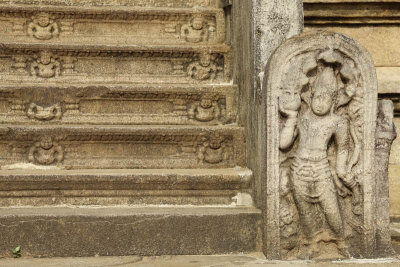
left=231, top=0, right=303, bottom=209
left=303, top=0, right=400, bottom=218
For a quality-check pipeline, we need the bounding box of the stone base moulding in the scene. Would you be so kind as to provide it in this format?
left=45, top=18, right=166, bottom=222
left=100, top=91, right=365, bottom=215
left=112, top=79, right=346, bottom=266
left=0, top=206, right=261, bottom=257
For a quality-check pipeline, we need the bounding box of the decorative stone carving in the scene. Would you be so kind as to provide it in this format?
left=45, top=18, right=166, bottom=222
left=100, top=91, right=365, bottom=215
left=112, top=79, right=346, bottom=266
left=180, top=15, right=214, bottom=43
left=30, top=51, right=61, bottom=78
left=187, top=52, right=217, bottom=81
left=27, top=103, right=62, bottom=121
left=198, top=134, right=229, bottom=164
left=61, top=56, right=77, bottom=75
left=188, top=96, right=224, bottom=123
left=28, top=12, right=59, bottom=40
left=12, top=56, right=28, bottom=74
left=28, top=136, right=64, bottom=165
left=375, top=100, right=397, bottom=256
left=264, top=32, right=378, bottom=259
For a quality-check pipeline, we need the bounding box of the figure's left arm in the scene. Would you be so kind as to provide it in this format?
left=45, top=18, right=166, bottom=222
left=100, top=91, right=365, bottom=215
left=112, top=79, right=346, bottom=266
left=335, top=118, right=350, bottom=180
left=51, top=23, right=59, bottom=37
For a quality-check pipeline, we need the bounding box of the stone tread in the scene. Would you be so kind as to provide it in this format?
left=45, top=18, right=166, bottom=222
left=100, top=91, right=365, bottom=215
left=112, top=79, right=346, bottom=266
left=0, top=206, right=261, bottom=217
left=0, top=168, right=252, bottom=191
left=0, top=41, right=230, bottom=53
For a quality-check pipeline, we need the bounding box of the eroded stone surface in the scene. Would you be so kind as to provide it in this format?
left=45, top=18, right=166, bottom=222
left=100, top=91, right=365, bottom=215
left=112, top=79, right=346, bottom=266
left=375, top=100, right=397, bottom=256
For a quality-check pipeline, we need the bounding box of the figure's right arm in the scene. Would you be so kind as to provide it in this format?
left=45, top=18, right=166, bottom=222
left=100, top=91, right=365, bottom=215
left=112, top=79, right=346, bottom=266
left=279, top=112, right=298, bottom=150
left=27, top=23, right=35, bottom=37
left=180, top=25, right=188, bottom=38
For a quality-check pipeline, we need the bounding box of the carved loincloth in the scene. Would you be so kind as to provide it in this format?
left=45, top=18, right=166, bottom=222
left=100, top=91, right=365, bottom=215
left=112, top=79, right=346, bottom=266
left=290, top=156, right=336, bottom=204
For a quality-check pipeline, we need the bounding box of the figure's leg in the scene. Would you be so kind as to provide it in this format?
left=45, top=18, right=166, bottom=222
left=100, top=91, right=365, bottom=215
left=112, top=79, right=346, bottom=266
left=319, top=180, right=344, bottom=238
left=319, top=179, right=350, bottom=257
left=291, top=182, right=316, bottom=242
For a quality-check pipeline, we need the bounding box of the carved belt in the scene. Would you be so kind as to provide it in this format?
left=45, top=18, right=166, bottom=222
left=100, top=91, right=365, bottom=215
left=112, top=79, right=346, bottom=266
left=291, top=157, right=331, bottom=182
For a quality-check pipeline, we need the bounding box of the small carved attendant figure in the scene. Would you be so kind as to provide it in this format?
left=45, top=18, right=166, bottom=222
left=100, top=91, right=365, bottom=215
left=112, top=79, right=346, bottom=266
left=31, top=51, right=61, bottom=78
left=28, top=12, right=59, bottom=40
left=198, top=134, right=228, bottom=164
left=188, top=96, right=220, bottom=122
left=27, top=103, right=62, bottom=121
left=181, top=15, right=209, bottom=43
left=279, top=67, right=351, bottom=257
left=187, top=52, right=217, bottom=81
left=28, top=136, right=64, bottom=165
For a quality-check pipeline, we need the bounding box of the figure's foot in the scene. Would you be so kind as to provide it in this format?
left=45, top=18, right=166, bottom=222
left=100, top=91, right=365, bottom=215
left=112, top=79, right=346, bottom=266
left=337, top=240, right=351, bottom=258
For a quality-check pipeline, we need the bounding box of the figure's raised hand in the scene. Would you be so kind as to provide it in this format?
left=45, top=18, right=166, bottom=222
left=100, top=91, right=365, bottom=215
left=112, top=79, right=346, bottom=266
left=279, top=89, right=301, bottom=118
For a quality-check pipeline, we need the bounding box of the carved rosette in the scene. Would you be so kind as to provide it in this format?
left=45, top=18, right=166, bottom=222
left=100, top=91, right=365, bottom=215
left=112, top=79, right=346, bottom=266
left=263, top=31, right=378, bottom=259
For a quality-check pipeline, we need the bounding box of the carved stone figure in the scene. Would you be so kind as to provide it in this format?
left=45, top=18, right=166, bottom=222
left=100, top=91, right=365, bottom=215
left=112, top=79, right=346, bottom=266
left=264, top=32, right=379, bottom=259
left=31, top=51, right=61, bottom=78
left=198, top=134, right=228, bottom=164
left=279, top=65, right=350, bottom=258
left=27, top=103, right=62, bottom=121
left=187, top=52, right=217, bottom=81
left=181, top=15, right=209, bottom=43
left=28, top=136, right=64, bottom=165
left=188, top=96, right=221, bottom=123
left=28, top=12, right=59, bottom=40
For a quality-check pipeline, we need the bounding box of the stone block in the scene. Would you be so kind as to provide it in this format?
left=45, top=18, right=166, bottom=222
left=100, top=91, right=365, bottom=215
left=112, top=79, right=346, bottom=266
left=0, top=206, right=261, bottom=257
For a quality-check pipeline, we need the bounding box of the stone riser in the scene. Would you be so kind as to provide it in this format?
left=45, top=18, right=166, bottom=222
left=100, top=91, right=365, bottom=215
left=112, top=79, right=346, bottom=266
left=0, top=125, right=245, bottom=169
left=0, top=5, right=225, bottom=45
left=0, top=207, right=261, bottom=257
left=0, top=84, right=237, bottom=125
left=0, top=168, right=252, bottom=206
left=0, top=42, right=231, bottom=84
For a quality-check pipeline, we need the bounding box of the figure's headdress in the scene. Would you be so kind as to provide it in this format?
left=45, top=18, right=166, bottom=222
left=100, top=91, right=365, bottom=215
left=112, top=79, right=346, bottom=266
left=311, top=66, right=338, bottom=99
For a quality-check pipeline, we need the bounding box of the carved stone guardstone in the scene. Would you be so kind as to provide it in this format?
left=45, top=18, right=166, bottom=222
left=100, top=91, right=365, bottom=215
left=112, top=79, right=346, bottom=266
left=263, top=31, right=379, bottom=259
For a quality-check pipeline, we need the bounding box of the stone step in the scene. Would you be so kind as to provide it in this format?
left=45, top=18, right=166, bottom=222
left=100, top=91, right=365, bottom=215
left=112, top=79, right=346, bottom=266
left=0, top=42, right=230, bottom=84
left=0, top=168, right=252, bottom=206
left=0, top=206, right=261, bottom=257
left=0, top=0, right=222, bottom=10
left=0, top=125, right=245, bottom=169
left=0, top=84, right=237, bottom=125
left=0, top=4, right=225, bottom=45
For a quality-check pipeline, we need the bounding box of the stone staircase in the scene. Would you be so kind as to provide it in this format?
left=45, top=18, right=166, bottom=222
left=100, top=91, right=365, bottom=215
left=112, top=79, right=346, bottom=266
left=0, top=0, right=260, bottom=257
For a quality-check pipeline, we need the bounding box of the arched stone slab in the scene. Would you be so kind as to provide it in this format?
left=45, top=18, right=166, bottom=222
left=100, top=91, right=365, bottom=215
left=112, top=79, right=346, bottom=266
left=263, top=31, right=378, bottom=259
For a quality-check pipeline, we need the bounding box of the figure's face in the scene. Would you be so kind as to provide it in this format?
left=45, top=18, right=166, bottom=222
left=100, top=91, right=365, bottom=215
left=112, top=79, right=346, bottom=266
left=200, top=54, right=211, bottom=67
left=311, top=90, right=333, bottom=116
left=40, top=138, right=53, bottom=150
left=192, top=17, right=204, bottom=30
left=200, top=98, right=212, bottom=108
left=40, top=53, right=51, bottom=64
left=38, top=14, right=50, bottom=27
left=209, top=139, right=221, bottom=149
